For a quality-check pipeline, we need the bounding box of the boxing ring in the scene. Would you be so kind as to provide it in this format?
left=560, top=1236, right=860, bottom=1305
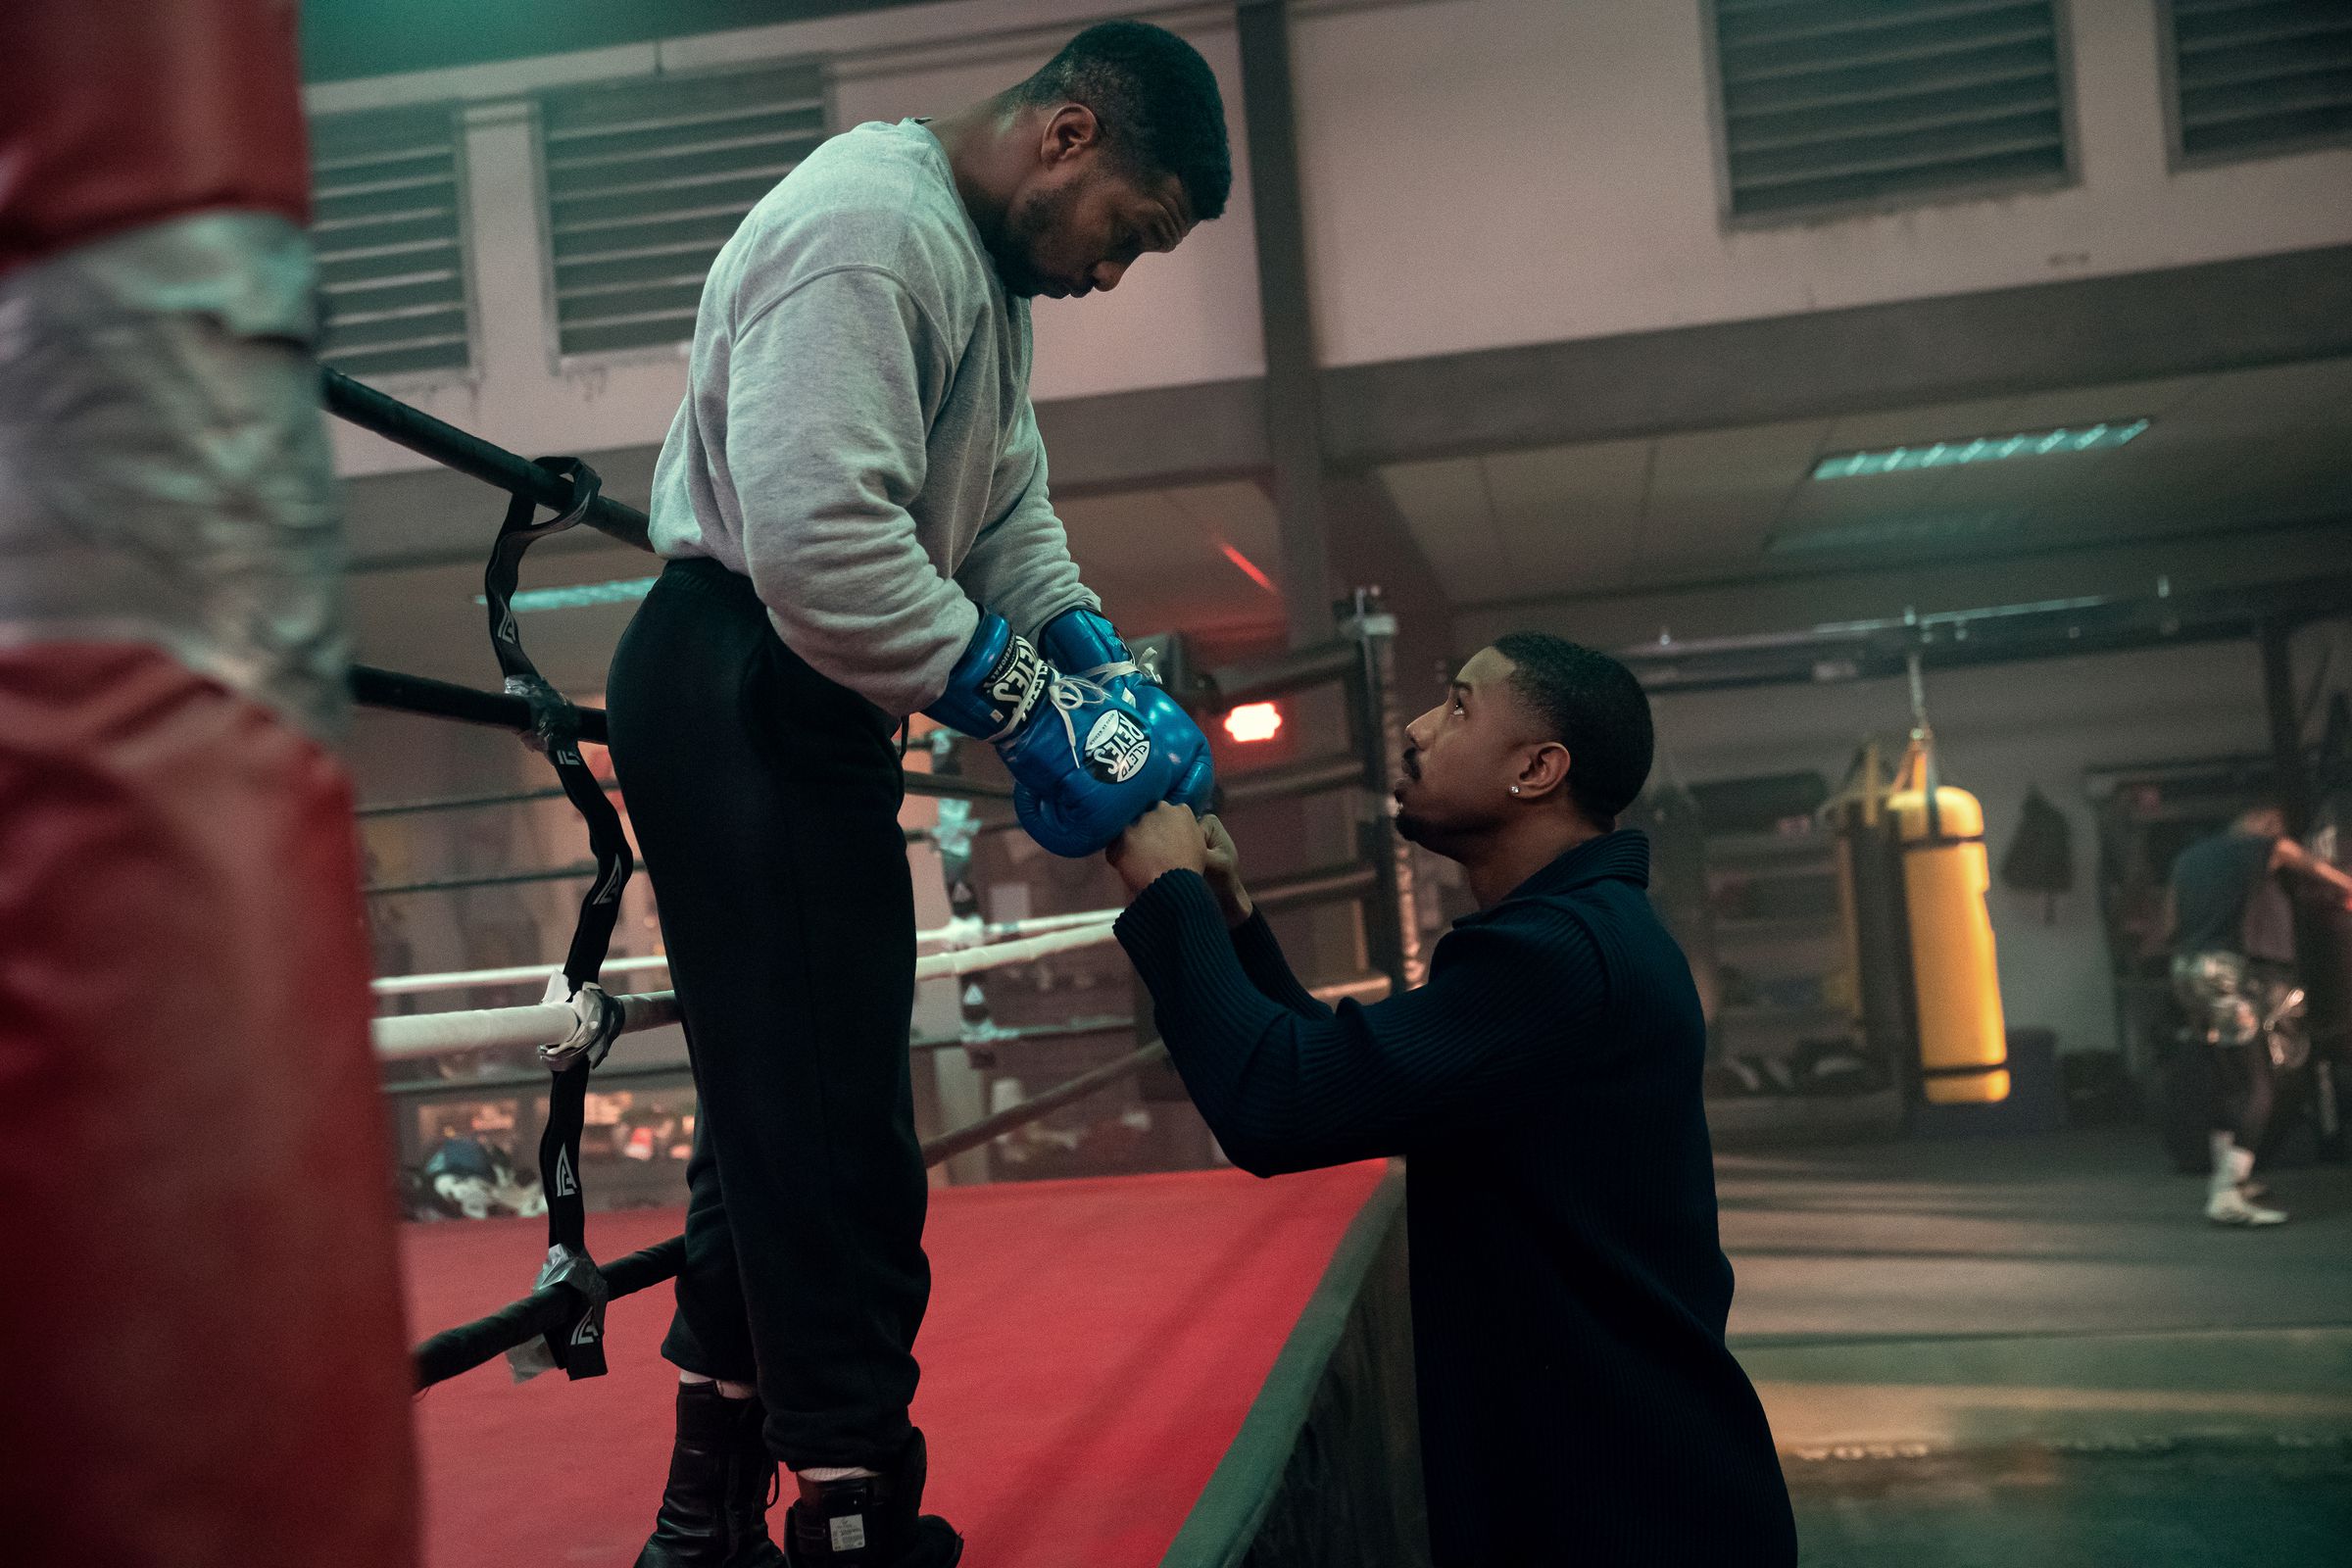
left=334, top=372, right=1431, bottom=1562
left=406, top=1164, right=1409, bottom=1567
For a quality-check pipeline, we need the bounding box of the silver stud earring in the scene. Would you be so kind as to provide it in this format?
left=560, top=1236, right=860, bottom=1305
left=1509, top=785, right=1521, bottom=796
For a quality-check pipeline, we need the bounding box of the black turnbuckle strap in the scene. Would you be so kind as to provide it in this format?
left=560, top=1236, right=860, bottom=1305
left=481, top=457, right=635, bottom=1382
left=514, top=1059, right=610, bottom=1381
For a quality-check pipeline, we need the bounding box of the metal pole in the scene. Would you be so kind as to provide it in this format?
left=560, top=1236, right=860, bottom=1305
left=923, top=731, right=994, bottom=1184
left=1235, top=0, right=1334, bottom=646
left=1201, top=641, right=1358, bottom=710
left=2259, top=619, right=2315, bottom=837
left=1345, top=589, right=1417, bottom=993
left=1215, top=751, right=1366, bottom=808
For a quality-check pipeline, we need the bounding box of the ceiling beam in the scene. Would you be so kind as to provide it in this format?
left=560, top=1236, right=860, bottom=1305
left=1458, top=514, right=2352, bottom=617
left=1033, top=377, right=1268, bottom=495
left=1610, top=569, right=2352, bottom=696
left=1024, top=244, right=2352, bottom=494
left=1320, top=243, right=2352, bottom=468
left=340, top=246, right=2352, bottom=559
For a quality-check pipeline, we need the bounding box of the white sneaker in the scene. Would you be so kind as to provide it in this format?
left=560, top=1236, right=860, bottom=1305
left=2206, top=1186, right=2287, bottom=1226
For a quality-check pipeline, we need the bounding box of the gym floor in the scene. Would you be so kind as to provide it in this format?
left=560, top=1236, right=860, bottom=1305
left=1719, top=1128, right=2352, bottom=1566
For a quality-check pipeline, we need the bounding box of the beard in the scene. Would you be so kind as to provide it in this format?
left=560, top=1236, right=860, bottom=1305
left=1393, top=749, right=1434, bottom=845
left=989, top=180, right=1079, bottom=299
left=1394, top=795, right=1465, bottom=856
left=1392, top=778, right=1496, bottom=860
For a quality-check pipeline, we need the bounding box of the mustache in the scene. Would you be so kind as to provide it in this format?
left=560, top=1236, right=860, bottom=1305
left=1400, top=748, right=1422, bottom=780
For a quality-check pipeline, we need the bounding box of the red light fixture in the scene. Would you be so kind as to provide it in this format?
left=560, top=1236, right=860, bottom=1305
left=1224, top=703, right=1283, bottom=744
left=1217, top=542, right=1278, bottom=595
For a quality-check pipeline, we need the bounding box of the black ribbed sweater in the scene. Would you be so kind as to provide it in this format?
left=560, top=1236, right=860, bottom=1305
left=1115, top=831, right=1795, bottom=1567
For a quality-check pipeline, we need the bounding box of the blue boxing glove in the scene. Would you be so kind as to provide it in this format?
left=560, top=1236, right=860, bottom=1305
left=924, top=611, right=1179, bottom=857
left=1035, top=608, right=1215, bottom=811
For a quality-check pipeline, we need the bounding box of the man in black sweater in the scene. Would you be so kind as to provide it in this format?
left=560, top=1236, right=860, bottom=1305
left=1108, top=633, right=1795, bottom=1567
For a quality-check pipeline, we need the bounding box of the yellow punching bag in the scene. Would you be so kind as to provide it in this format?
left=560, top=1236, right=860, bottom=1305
left=1886, top=733, right=2009, bottom=1103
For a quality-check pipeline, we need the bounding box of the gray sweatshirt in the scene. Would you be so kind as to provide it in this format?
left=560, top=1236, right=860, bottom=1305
left=647, top=118, right=1095, bottom=717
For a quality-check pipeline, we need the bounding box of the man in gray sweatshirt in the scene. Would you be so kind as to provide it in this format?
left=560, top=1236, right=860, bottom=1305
left=604, top=23, right=1232, bottom=1568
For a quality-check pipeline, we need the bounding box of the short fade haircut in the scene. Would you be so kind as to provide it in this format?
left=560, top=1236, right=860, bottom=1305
left=1011, top=21, right=1233, bottom=220
left=1492, top=632, right=1655, bottom=828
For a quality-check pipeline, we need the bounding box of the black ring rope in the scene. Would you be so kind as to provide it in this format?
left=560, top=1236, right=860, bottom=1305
left=414, top=1234, right=683, bottom=1392
left=412, top=1042, right=1170, bottom=1392
left=322, top=375, right=1386, bottom=1398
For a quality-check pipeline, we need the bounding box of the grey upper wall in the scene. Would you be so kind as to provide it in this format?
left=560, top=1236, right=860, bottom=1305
left=302, top=0, right=936, bottom=81
left=316, top=0, right=2352, bottom=483
left=320, top=0, right=2352, bottom=665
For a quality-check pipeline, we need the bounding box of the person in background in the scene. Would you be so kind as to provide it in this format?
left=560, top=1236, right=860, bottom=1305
left=421, top=1132, right=544, bottom=1220
left=2168, top=801, right=2352, bottom=1226
left=1105, top=634, right=1796, bottom=1568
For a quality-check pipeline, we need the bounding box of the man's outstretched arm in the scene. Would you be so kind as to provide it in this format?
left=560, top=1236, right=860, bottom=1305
left=1114, top=865, right=1601, bottom=1176
left=2273, top=837, right=2352, bottom=909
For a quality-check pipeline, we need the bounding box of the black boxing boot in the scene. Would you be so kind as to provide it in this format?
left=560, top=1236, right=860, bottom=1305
left=635, top=1380, right=788, bottom=1568
left=783, top=1430, right=962, bottom=1567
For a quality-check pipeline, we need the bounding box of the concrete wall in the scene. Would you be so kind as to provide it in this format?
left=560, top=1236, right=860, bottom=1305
left=1645, top=639, right=2271, bottom=1063
left=1294, top=0, right=2352, bottom=367
left=313, top=0, right=1266, bottom=482
left=316, top=0, right=2352, bottom=481
left=1451, top=526, right=2352, bottom=1063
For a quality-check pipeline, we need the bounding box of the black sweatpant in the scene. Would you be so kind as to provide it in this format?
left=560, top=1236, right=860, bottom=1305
left=2213, top=1040, right=2278, bottom=1154
left=606, top=558, right=929, bottom=1470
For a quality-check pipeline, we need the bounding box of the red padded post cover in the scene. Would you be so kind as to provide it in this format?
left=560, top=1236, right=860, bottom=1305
left=0, top=645, right=417, bottom=1567
left=0, top=0, right=314, bottom=276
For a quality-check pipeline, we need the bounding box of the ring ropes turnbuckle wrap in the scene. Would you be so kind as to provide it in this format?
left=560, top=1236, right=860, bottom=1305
left=480, top=454, right=634, bottom=1384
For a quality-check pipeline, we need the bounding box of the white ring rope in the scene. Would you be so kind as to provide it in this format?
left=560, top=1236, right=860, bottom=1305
left=916, top=906, right=1122, bottom=955
left=373, top=991, right=685, bottom=1060
left=372, top=953, right=672, bottom=998
left=371, top=920, right=1121, bottom=1060
left=369, top=907, right=1126, bottom=1000
left=913, top=920, right=1118, bottom=980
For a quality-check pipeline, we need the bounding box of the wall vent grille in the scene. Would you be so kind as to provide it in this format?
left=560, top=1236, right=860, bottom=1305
left=2167, top=0, right=2352, bottom=164
left=542, top=64, right=827, bottom=358
left=310, top=105, right=472, bottom=377
left=1713, top=0, right=2070, bottom=219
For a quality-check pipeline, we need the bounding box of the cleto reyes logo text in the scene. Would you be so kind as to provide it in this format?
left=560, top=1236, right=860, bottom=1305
left=985, top=635, right=1047, bottom=723
left=1084, top=710, right=1152, bottom=785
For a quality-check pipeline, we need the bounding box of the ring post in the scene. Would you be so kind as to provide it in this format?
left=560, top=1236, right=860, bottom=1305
left=1343, top=589, right=1416, bottom=996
